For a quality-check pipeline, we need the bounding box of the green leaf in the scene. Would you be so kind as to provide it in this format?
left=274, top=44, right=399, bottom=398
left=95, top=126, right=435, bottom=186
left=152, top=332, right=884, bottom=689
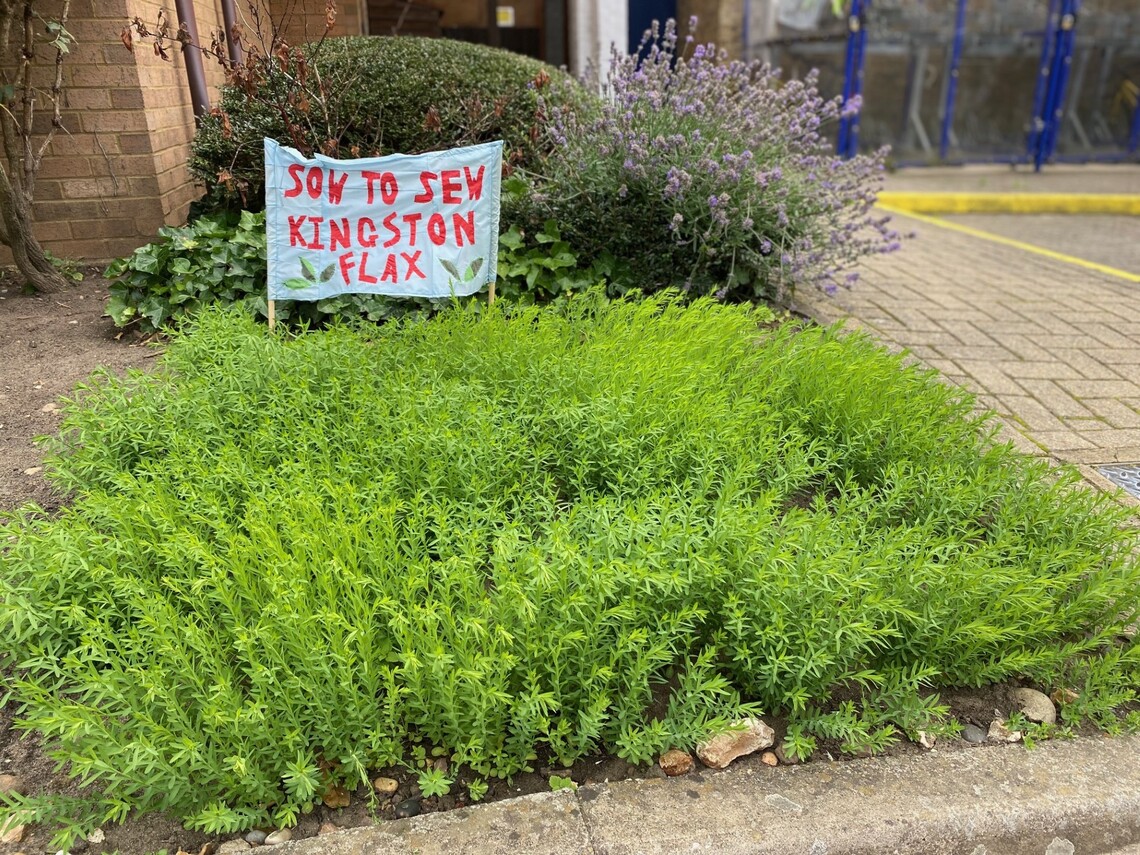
left=440, top=259, right=460, bottom=280
left=283, top=277, right=313, bottom=290
left=536, top=221, right=561, bottom=244
left=300, top=257, right=319, bottom=282
left=238, top=210, right=263, bottom=231
left=466, top=257, right=484, bottom=281
left=133, top=251, right=160, bottom=275
left=320, top=264, right=337, bottom=283
left=104, top=294, right=133, bottom=324
left=498, top=227, right=525, bottom=251
left=502, top=174, right=529, bottom=198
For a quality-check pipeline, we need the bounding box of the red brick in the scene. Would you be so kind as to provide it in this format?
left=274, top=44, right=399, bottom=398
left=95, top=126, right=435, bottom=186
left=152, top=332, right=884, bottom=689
left=82, top=111, right=149, bottom=133
left=117, top=133, right=154, bottom=154
left=38, top=156, right=95, bottom=179
left=111, top=88, right=146, bottom=109
left=33, top=219, right=74, bottom=242
left=64, top=88, right=112, bottom=110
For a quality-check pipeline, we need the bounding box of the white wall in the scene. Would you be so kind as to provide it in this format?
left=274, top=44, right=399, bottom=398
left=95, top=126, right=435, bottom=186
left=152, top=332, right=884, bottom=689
left=568, top=0, right=628, bottom=78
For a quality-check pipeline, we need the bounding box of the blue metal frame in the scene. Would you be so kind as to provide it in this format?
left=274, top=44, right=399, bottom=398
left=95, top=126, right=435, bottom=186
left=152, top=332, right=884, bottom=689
left=837, top=0, right=868, bottom=159
left=839, top=0, right=1137, bottom=167
left=1026, top=0, right=1061, bottom=162
left=1034, top=0, right=1081, bottom=170
left=938, top=0, right=968, bottom=161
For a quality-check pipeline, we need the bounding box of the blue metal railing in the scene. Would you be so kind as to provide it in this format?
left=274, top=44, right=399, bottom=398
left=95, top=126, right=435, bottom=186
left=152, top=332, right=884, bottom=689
left=836, top=0, right=1134, bottom=168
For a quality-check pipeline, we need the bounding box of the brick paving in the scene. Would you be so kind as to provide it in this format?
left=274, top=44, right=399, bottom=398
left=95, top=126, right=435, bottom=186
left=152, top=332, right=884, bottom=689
left=947, top=214, right=1140, bottom=274
left=796, top=209, right=1140, bottom=490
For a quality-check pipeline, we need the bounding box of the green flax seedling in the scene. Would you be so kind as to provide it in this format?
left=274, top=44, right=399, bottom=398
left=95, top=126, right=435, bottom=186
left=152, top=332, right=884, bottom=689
left=2, top=292, right=1138, bottom=839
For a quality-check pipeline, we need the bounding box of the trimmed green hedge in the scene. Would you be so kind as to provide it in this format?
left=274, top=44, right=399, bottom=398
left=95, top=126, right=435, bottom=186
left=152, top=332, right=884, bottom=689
left=192, top=36, right=587, bottom=210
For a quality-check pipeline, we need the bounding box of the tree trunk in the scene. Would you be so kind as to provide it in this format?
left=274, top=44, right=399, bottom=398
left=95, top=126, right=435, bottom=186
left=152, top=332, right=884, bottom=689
left=0, top=0, right=72, bottom=294
left=0, top=167, right=67, bottom=293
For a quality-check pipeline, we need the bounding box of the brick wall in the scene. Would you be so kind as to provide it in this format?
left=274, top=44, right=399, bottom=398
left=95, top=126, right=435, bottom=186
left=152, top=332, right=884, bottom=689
left=272, top=0, right=362, bottom=45
left=0, top=0, right=362, bottom=265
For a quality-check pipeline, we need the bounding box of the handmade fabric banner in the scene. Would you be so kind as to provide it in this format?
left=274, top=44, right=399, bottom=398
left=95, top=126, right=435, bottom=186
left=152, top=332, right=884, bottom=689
left=264, top=139, right=502, bottom=300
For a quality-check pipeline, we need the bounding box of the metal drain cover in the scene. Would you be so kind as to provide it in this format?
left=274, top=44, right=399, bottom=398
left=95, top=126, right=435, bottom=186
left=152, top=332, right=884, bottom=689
left=1098, top=464, right=1140, bottom=499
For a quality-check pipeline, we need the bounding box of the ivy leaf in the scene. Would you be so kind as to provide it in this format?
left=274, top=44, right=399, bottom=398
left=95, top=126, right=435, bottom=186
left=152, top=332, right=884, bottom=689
left=498, top=227, right=524, bottom=250
left=440, top=259, right=460, bottom=280
left=465, top=257, right=484, bottom=282
left=319, top=264, right=336, bottom=282
left=300, top=257, right=318, bottom=282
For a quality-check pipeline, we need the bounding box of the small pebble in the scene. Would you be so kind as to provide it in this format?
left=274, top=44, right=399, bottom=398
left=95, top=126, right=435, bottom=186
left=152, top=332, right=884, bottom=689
left=317, top=822, right=338, bottom=835
left=394, top=798, right=421, bottom=819
left=87, top=830, right=105, bottom=845
left=987, top=717, right=1022, bottom=744
left=22, top=467, right=41, bottom=476
left=962, top=723, right=987, bottom=744
left=263, top=829, right=291, bottom=846
left=760, top=751, right=779, bottom=767
left=243, top=830, right=267, bottom=845
left=1013, top=687, right=1057, bottom=725
left=658, top=749, right=693, bottom=777
left=1, top=821, right=25, bottom=844
left=372, top=776, right=399, bottom=796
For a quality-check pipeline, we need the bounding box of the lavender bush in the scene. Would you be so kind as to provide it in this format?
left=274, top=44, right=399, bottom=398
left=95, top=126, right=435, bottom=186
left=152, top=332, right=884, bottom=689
left=520, top=18, right=901, bottom=300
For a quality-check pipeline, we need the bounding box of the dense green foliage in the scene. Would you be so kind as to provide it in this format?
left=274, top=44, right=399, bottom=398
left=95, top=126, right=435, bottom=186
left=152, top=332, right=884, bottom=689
left=3, top=296, right=1138, bottom=840
left=105, top=212, right=268, bottom=330
left=104, top=208, right=608, bottom=332
left=104, top=211, right=444, bottom=331
left=191, top=36, right=586, bottom=211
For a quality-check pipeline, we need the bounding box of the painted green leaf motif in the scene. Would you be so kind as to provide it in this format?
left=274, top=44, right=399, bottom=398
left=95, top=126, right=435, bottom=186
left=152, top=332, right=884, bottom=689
left=300, top=257, right=318, bottom=282
left=440, top=259, right=460, bottom=280
left=319, top=264, right=336, bottom=282
left=465, top=257, right=484, bottom=282
left=283, top=277, right=312, bottom=290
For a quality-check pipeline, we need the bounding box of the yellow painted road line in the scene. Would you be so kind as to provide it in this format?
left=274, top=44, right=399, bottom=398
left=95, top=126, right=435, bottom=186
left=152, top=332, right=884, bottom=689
left=876, top=203, right=1140, bottom=284
left=878, top=192, right=1140, bottom=215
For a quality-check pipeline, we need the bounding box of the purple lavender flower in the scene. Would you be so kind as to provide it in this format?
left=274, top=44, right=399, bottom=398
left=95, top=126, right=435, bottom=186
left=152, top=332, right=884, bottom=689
left=529, top=15, right=897, bottom=300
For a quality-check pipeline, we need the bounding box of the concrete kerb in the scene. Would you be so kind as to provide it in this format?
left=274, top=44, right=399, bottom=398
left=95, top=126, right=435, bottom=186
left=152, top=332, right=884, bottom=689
left=277, top=735, right=1140, bottom=855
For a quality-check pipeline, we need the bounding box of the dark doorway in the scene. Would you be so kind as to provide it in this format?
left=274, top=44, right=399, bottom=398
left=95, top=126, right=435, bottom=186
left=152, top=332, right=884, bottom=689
left=628, top=0, right=677, bottom=54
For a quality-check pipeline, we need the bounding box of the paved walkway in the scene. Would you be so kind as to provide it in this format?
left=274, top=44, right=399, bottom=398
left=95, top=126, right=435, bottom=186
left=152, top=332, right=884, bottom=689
left=796, top=203, right=1140, bottom=502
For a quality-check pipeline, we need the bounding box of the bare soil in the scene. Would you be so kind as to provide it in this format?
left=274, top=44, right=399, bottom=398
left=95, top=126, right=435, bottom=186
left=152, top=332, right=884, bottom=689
left=0, top=276, right=1053, bottom=854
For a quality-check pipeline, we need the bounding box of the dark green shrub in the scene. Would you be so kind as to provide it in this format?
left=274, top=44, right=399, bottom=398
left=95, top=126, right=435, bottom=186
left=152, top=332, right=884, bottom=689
left=191, top=36, right=588, bottom=210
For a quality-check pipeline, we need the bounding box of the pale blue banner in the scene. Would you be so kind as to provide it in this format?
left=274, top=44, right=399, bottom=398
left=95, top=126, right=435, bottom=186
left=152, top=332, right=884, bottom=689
left=264, top=139, right=502, bottom=301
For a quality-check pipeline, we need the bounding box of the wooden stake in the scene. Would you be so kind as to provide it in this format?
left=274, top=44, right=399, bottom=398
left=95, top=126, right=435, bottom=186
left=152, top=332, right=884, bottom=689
left=488, top=278, right=496, bottom=306
left=268, top=299, right=276, bottom=331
